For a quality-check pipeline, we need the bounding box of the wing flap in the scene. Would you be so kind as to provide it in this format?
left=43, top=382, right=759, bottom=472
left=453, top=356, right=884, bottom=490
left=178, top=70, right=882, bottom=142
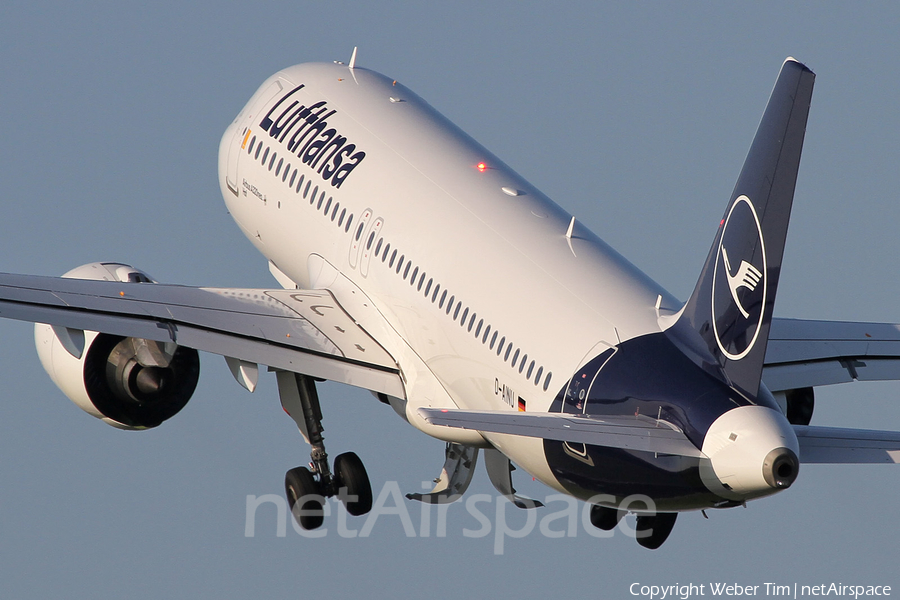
left=794, top=425, right=900, bottom=463
left=0, top=272, right=404, bottom=397
left=764, top=318, right=900, bottom=391
left=417, top=408, right=706, bottom=458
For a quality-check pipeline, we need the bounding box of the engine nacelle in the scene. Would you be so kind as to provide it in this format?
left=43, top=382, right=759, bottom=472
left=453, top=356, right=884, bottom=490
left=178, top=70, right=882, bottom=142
left=772, top=386, right=815, bottom=426
left=34, top=263, right=200, bottom=430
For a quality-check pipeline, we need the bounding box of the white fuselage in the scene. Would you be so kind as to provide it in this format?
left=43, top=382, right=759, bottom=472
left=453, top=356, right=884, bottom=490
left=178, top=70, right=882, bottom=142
left=216, top=62, right=751, bottom=505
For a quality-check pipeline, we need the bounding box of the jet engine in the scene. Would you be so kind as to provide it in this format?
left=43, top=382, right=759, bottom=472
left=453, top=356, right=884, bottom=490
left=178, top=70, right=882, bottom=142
left=34, top=263, right=200, bottom=430
left=773, top=386, right=815, bottom=426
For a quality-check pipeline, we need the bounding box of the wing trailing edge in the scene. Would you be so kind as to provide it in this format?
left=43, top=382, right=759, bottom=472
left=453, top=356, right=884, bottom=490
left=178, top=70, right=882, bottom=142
left=764, top=317, right=900, bottom=391
left=0, top=272, right=404, bottom=398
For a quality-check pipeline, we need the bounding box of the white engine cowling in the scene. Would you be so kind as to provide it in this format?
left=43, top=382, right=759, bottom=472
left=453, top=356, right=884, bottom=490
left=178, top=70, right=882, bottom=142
left=34, top=263, right=200, bottom=430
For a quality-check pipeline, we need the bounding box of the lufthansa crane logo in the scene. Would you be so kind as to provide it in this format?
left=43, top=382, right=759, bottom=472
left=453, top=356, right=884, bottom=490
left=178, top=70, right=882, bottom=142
left=721, top=247, right=762, bottom=318
left=711, top=195, right=767, bottom=361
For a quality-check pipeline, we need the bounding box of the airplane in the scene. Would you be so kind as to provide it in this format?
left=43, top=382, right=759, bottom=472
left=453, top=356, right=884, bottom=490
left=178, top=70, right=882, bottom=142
left=3, top=51, right=900, bottom=550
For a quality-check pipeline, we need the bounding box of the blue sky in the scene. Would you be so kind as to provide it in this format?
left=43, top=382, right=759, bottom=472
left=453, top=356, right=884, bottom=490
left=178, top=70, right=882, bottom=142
left=2, top=2, right=900, bottom=597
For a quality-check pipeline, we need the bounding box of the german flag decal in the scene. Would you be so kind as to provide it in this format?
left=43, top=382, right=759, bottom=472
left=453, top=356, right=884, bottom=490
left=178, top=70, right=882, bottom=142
left=517, top=397, right=526, bottom=412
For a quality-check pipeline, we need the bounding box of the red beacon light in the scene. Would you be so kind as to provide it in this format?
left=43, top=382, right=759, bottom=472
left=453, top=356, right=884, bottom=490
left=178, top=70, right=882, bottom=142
left=476, top=162, right=488, bottom=172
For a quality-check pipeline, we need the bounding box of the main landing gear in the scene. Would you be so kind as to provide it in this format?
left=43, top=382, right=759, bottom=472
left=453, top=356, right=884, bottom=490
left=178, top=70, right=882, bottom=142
left=590, top=504, right=678, bottom=549
left=635, top=512, right=677, bottom=549
left=277, top=372, right=373, bottom=529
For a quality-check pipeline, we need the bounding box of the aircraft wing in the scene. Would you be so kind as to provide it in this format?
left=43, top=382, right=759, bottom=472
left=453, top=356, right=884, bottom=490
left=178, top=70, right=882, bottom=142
left=763, top=317, right=900, bottom=391
left=0, top=272, right=404, bottom=398
left=417, top=408, right=706, bottom=458
left=794, top=425, right=900, bottom=463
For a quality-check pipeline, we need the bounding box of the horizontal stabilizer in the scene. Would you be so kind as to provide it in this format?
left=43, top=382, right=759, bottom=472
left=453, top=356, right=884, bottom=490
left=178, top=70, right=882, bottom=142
left=794, top=425, right=900, bottom=463
left=417, top=408, right=706, bottom=458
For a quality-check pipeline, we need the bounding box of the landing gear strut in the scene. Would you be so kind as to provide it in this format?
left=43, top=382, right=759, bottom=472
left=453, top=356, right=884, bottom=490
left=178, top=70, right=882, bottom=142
left=277, top=372, right=373, bottom=529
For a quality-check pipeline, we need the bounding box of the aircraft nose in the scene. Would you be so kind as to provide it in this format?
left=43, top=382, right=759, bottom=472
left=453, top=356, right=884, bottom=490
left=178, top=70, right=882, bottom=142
left=699, top=405, right=800, bottom=501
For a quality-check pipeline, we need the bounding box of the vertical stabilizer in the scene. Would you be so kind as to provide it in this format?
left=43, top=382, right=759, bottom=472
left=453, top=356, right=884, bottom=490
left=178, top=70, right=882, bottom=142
left=670, top=59, right=815, bottom=399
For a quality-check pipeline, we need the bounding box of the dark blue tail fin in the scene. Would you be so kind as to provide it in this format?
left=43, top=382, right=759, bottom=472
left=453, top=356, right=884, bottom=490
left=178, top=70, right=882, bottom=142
left=669, top=58, right=815, bottom=399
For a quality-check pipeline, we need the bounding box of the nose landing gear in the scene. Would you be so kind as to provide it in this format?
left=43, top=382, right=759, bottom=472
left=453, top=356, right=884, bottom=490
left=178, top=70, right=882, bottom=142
left=277, top=372, right=373, bottom=529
